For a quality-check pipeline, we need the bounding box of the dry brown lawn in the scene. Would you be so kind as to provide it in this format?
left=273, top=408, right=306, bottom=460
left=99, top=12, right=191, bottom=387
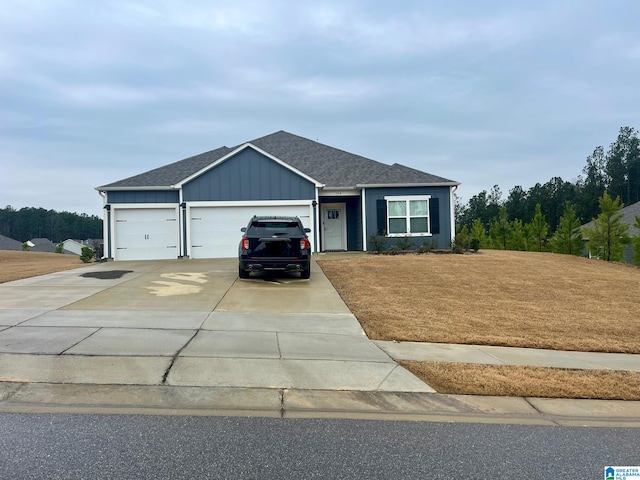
left=318, top=250, right=640, bottom=353
left=0, top=250, right=89, bottom=283
left=318, top=250, right=640, bottom=400
left=399, top=361, right=640, bottom=400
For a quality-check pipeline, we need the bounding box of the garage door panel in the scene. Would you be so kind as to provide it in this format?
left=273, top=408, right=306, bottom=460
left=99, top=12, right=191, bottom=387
left=190, top=205, right=312, bottom=259
left=114, top=208, right=179, bottom=261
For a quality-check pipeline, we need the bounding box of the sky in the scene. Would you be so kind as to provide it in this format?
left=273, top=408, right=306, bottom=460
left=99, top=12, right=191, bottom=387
left=1, top=0, right=639, bottom=217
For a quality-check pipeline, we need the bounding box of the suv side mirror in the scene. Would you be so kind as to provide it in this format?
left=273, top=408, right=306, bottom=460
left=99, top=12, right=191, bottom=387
left=304, top=228, right=311, bottom=233
left=241, top=227, right=247, bottom=232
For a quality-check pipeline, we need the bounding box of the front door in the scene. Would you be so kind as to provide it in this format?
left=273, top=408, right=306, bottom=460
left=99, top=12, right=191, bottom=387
left=322, top=203, right=346, bottom=251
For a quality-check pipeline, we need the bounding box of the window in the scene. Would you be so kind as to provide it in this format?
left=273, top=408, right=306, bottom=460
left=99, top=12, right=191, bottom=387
left=385, top=195, right=431, bottom=237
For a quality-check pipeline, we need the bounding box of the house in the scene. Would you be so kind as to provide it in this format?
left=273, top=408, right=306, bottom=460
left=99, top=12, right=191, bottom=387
left=581, top=199, right=640, bottom=264
left=0, top=234, right=23, bottom=251
left=96, top=131, right=460, bottom=261
left=62, top=239, right=85, bottom=255
left=27, top=238, right=57, bottom=253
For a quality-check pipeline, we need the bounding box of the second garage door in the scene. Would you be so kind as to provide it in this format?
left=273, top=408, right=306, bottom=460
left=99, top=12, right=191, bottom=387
left=189, top=204, right=313, bottom=259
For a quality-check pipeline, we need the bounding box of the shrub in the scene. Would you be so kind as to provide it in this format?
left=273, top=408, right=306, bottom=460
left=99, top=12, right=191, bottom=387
left=91, top=240, right=104, bottom=260
left=80, top=246, right=94, bottom=263
left=368, top=235, right=387, bottom=254
left=394, top=235, right=414, bottom=251
left=451, top=233, right=470, bottom=254
left=21, top=242, right=30, bottom=251
left=470, top=237, right=481, bottom=252
left=55, top=242, right=64, bottom=254
left=385, top=245, right=403, bottom=255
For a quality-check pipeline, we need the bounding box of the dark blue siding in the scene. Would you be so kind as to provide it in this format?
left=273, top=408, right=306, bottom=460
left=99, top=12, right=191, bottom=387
left=107, top=190, right=179, bottom=204
left=365, top=186, right=452, bottom=249
left=320, top=196, right=363, bottom=251
left=183, top=148, right=316, bottom=201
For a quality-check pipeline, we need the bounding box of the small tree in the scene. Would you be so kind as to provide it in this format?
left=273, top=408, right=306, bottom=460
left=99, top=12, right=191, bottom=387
left=489, top=207, right=511, bottom=250
left=632, top=216, right=640, bottom=266
left=527, top=203, right=549, bottom=252
left=508, top=219, right=526, bottom=251
left=551, top=202, right=584, bottom=255
left=583, top=192, right=630, bottom=262
left=21, top=242, right=30, bottom=251
left=470, top=218, right=488, bottom=249
left=55, top=242, right=64, bottom=254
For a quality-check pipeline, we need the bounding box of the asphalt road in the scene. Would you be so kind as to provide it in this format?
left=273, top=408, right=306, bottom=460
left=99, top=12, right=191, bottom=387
left=1, top=414, right=638, bottom=479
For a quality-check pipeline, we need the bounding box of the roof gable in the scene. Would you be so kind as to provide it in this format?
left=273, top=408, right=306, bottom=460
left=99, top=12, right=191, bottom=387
left=98, top=146, right=231, bottom=189
left=97, top=130, right=459, bottom=190
left=177, top=143, right=322, bottom=188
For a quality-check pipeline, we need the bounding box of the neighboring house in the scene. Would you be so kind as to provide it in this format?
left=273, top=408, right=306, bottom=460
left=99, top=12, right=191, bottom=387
left=581, top=200, right=640, bottom=264
left=0, top=234, right=22, bottom=251
left=28, top=238, right=57, bottom=253
left=62, top=239, right=85, bottom=255
left=96, top=130, right=460, bottom=261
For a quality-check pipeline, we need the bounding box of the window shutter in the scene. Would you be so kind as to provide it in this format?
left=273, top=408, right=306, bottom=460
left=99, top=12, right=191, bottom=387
left=429, top=197, right=440, bottom=234
left=376, top=200, right=387, bottom=235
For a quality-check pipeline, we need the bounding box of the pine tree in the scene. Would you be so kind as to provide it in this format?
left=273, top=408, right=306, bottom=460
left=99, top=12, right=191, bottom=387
left=583, top=192, right=630, bottom=261
left=527, top=204, right=549, bottom=252
left=489, top=207, right=511, bottom=250
left=551, top=202, right=584, bottom=255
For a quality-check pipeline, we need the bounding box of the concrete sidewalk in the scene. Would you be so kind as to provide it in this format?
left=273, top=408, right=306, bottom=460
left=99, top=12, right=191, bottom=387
left=375, top=341, right=640, bottom=371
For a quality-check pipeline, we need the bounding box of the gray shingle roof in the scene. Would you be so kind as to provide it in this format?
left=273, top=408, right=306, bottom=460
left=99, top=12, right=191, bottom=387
left=98, top=131, right=458, bottom=190
left=99, top=146, right=232, bottom=189
left=0, top=234, right=23, bottom=251
left=581, top=200, right=640, bottom=236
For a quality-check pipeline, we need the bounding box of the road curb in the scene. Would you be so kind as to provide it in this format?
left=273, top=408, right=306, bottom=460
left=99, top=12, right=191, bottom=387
left=1, top=382, right=639, bottom=427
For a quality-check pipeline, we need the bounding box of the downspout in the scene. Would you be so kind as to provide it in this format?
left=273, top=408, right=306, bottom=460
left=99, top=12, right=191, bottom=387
left=361, top=188, right=367, bottom=252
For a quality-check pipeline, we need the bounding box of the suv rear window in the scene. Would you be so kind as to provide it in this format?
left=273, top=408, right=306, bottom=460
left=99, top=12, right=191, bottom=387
left=248, top=221, right=303, bottom=236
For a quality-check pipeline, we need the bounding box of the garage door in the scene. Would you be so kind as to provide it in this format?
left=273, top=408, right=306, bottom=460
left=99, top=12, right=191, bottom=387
left=190, top=205, right=312, bottom=258
left=114, top=208, right=179, bottom=261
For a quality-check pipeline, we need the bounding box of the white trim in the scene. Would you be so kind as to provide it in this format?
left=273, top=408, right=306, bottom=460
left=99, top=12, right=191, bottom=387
left=184, top=199, right=313, bottom=208
left=318, top=188, right=360, bottom=197
left=450, top=186, right=457, bottom=244
left=321, top=203, right=347, bottom=251
left=314, top=191, right=320, bottom=254
left=176, top=143, right=324, bottom=188
left=357, top=182, right=460, bottom=188
left=383, top=195, right=432, bottom=237
left=185, top=201, right=315, bottom=258
left=96, top=186, right=177, bottom=192
left=361, top=188, right=368, bottom=251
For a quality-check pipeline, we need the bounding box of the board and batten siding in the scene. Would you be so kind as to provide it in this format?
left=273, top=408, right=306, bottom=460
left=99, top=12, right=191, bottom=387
left=365, top=186, right=453, bottom=249
left=107, top=190, right=179, bottom=204
left=183, top=148, right=316, bottom=202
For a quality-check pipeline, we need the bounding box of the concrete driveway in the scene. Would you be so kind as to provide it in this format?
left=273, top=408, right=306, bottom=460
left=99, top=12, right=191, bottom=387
left=0, top=258, right=432, bottom=393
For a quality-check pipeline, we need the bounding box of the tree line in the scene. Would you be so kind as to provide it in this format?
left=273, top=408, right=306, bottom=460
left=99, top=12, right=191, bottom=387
left=0, top=206, right=103, bottom=243
left=455, top=126, right=640, bottom=264
left=457, top=126, right=640, bottom=230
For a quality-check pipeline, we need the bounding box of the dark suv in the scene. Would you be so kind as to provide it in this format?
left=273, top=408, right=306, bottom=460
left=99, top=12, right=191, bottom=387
left=238, top=216, right=312, bottom=279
